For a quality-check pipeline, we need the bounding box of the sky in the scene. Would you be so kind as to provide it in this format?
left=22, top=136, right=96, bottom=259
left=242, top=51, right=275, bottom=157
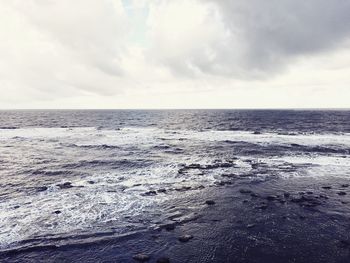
left=0, top=0, right=350, bottom=109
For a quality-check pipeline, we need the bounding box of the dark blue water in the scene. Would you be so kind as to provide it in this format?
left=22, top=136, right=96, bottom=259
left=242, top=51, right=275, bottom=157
left=0, top=110, right=349, bottom=262
left=1, top=109, right=350, bottom=133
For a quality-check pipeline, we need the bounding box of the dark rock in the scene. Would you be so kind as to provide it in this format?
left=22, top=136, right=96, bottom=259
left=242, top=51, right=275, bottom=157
left=178, top=234, right=193, bottom=242
left=157, top=257, right=170, bottom=263
left=266, top=195, right=277, bottom=201
left=13, top=205, right=20, bottom=209
left=250, top=192, right=259, bottom=198
left=57, top=182, right=73, bottom=189
left=291, top=195, right=322, bottom=207
left=133, top=253, right=150, bottom=262
left=216, top=181, right=232, bottom=186
left=144, top=190, right=157, bottom=196
left=338, top=191, right=347, bottom=196
left=185, top=164, right=201, bottom=169
left=339, top=240, right=350, bottom=248
left=205, top=200, right=215, bottom=205
left=251, top=163, right=259, bottom=169
left=221, top=173, right=236, bottom=178
left=283, top=192, right=290, bottom=198
left=163, top=223, right=176, bottom=231
left=319, top=194, right=329, bottom=199
left=239, top=189, right=252, bottom=194
left=257, top=204, right=268, bottom=210
left=178, top=168, right=186, bottom=174
left=218, top=163, right=234, bottom=168
left=37, top=186, right=48, bottom=192
left=175, top=186, right=191, bottom=192
left=54, top=210, right=61, bottom=214
left=291, top=197, right=303, bottom=203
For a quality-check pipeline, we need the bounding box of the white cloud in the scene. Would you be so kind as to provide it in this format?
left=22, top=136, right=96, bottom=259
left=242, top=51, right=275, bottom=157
left=0, top=0, right=349, bottom=108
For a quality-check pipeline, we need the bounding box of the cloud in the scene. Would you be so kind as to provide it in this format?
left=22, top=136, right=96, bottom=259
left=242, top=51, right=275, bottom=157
left=147, top=0, right=350, bottom=78
left=0, top=0, right=349, bottom=108
left=0, top=0, right=129, bottom=101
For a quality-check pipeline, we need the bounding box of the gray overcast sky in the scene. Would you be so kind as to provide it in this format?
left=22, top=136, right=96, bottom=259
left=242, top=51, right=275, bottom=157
left=0, top=0, right=350, bottom=109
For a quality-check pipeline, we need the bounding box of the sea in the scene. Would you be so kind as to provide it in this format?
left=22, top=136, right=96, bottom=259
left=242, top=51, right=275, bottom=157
left=0, top=110, right=349, bottom=262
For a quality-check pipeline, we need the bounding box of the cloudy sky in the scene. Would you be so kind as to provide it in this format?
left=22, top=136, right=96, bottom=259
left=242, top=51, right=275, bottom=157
left=1, top=0, right=350, bottom=109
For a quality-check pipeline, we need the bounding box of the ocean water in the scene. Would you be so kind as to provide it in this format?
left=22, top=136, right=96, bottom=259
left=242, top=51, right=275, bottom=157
left=0, top=110, right=350, bottom=262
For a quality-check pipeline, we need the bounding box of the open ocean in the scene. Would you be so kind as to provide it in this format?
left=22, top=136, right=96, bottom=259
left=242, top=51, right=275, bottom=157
left=0, top=110, right=350, bottom=263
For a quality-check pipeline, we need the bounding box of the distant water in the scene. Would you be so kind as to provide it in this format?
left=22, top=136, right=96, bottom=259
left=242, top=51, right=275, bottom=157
left=0, top=110, right=349, bottom=259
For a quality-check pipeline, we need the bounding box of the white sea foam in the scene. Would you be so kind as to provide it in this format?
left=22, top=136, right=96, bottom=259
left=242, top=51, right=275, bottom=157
left=0, top=127, right=349, bottom=249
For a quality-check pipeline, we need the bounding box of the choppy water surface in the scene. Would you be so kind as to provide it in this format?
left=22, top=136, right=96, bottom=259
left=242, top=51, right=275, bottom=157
left=0, top=110, right=349, bottom=262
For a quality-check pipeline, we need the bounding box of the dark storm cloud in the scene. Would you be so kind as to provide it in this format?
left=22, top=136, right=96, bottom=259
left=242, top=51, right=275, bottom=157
left=153, top=0, right=350, bottom=78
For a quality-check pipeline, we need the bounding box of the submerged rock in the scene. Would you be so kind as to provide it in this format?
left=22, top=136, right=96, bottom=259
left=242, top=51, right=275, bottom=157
left=157, top=257, right=170, bottom=263
left=57, top=182, right=73, bottom=189
left=216, top=181, right=232, bottom=186
left=221, top=173, right=236, bottom=178
left=144, top=190, right=157, bottom=196
left=266, top=195, right=278, bottom=201
left=283, top=192, right=291, bottom=198
left=178, top=234, right=193, bottom=242
left=205, top=200, right=215, bottom=205
left=291, top=195, right=322, bottom=207
left=257, top=203, right=268, bottom=210
left=162, top=223, right=176, bottom=231
left=133, top=253, right=150, bottom=262
left=53, top=210, right=61, bottom=214
left=239, top=189, right=252, bottom=194
left=250, top=192, right=259, bottom=198
left=175, top=186, right=191, bottom=192
left=37, top=186, right=48, bottom=192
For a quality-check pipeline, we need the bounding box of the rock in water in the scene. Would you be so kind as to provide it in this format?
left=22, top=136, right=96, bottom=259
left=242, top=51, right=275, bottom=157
left=157, top=257, right=170, bottom=263
left=133, top=253, right=150, bottom=262
left=205, top=200, right=215, bottom=205
left=37, top=186, right=48, bottom=192
left=164, top=223, right=176, bottom=231
left=57, top=182, right=73, bottom=189
left=178, top=234, right=193, bottom=242
left=239, top=189, right=252, bottom=194
left=144, top=190, right=157, bottom=196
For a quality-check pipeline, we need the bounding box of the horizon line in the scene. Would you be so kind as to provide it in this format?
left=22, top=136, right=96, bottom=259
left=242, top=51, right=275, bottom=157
left=0, top=108, right=349, bottom=111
